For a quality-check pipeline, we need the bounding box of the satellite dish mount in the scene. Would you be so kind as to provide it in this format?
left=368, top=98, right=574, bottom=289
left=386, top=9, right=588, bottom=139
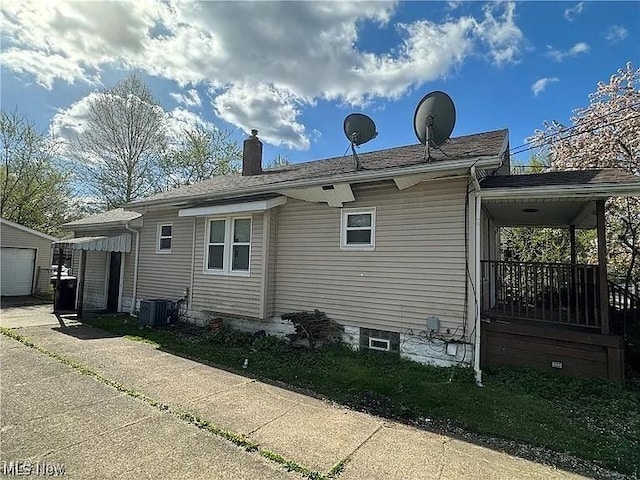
left=413, top=91, right=456, bottom=162
left=343, top=113, right=378, bottom=171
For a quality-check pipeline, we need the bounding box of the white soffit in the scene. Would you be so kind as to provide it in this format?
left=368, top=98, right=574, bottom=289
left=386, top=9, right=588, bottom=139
left=279, top=184, right=355, bottom=207
left=55, top=234, right=132, bottom=252
left=178, top=196, right=287, bottom=217
left=393, top=171, right=467, bottom=190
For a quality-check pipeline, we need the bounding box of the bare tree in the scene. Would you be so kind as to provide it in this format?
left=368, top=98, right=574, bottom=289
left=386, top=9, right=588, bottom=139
left=70, top=75, right=167, bottom=209
left=529, top=62, right=640, bottom=288
left=160, top=125, right=241, bottom=188
left=0, top=109, right=73, bottom=235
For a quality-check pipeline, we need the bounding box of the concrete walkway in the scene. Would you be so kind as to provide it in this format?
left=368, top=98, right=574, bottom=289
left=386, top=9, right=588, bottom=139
left=0, top=306, right=588, bottom=479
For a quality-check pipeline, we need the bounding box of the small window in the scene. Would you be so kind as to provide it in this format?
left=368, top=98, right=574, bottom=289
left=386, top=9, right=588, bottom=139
left=157, top=224, right=172, bottom=253
left=368, top=337, right=390, bottom=351
left=341, top=208, right=375, bottom=250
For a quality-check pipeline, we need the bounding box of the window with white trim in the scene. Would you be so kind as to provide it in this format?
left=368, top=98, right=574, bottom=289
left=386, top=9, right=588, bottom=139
left=157, top=224, right=172, bottom=253
left=368, top=337, right=390, bottom=351
left=205, top=216, right=252, bottom=274
left=341, top=208, right=376, bottom=250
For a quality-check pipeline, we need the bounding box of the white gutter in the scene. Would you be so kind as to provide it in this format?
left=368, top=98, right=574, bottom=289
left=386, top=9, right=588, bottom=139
left=470, top=166, right=483, bottom=387
left=129, top=155, right=502, bottom=210
left=473, top=192, right=483, bottom=387
left=481, top=182, right=640, bottom=200
left=124, top=222, right=140, bottom=315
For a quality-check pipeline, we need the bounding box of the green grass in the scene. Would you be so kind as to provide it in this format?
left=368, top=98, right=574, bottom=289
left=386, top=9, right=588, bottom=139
left=83, top=315, right=639, bottom=476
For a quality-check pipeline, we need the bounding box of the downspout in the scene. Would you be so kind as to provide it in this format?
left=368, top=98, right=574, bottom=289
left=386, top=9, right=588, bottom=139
left=470, top=166, right=483, bottom=387
left=124, top=222, right=140, bottom=315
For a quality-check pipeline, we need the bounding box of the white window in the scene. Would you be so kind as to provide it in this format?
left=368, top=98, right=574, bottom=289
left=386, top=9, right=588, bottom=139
left=205, top=216, right=252, bottom=275
left=341, top=208, right=376, bottom=250
left=368, top=337, right=390, bottom=351
left=157, top=224, right=172, bottom=253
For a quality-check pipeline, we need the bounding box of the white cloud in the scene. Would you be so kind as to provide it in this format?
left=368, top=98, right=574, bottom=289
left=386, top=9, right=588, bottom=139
left=2, top=1, right=525, bottom=149
left=531, top=77, right=559, bottom=96
left=170, top=89, right=202, bottom=108
left=564, top=2, right=584, bottom=21
left=50, top=93, right=99, bottom=141
left=212, top=84, right=309, bottom=150
left=545, top=42, right=589, bottom=62
left=165, top=107, right=213, bottom=145
left=604, top=25, right=628, bottom=43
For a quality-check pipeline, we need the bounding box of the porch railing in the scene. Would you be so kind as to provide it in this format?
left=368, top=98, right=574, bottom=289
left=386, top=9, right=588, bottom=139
left=481, top=260, right=601, bottom=328
left=609, top=281, right=640, bottom=338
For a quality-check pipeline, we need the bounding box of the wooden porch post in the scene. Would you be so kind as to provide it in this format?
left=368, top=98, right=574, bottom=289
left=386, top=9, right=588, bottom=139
left=596, top=200, right=609, bottom=335
left=569, top=225, right=577, bottom=266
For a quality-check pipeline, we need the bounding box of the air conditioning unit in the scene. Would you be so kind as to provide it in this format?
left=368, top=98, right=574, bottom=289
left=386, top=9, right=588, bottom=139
left=139, top=299, right=173, bottom=326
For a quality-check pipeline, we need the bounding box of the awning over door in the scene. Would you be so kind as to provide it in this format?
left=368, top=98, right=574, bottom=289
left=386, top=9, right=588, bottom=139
left=54, top=233, right=132, bottom=253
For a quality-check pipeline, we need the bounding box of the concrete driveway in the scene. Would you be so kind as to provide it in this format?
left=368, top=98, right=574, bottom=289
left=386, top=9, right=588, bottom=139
left=0, top=304, right=592, bottom=479
left=0, top=296, right=69, bottom=328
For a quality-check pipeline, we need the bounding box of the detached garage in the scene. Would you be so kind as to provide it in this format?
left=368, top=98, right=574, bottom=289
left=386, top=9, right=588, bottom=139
left=1, top=218, right=58, bottom=297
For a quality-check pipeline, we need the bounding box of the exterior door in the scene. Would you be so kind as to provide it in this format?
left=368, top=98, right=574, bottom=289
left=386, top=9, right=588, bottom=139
left=106, top=252, right=121, bottom=312
left=1, top=247, right=36, bottom=296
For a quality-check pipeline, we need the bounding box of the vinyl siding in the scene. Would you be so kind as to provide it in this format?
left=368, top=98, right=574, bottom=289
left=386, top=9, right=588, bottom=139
left=273, top=178, right=469, bottom=337
left=1, top=223, right=54, bottom=293
left=136, top=211, right=192, bottom=301
left=265, top=209, right=278, bottom=317
left=83, top=251, right=107, bottom=309
left=191, top=213, right=263, bottom=318
left=122, top=250, right=135, bottom=301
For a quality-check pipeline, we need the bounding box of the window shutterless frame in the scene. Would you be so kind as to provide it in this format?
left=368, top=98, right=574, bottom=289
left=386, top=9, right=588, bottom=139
left=368, top=337, right=390, bottom=351
left=340, top=207, right=376, bottom=251
left=204, top=216, right=252, bottom=276
left=156, top=223, right=172, bottom=253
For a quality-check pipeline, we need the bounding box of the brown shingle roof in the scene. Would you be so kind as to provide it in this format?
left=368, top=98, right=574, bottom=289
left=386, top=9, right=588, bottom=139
left=481, top=169, right=640, bottom=189
left=129, top=128, right=508, bottom=207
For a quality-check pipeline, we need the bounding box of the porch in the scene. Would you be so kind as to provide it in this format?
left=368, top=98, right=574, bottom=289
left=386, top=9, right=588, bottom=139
left=476, top=170, right=640, bottom=383
left=480, top=260, right=631, bottom=381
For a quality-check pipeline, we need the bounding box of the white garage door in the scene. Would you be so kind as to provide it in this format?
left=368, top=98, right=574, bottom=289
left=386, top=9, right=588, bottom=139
left=1, top=248, right=36, bottom=296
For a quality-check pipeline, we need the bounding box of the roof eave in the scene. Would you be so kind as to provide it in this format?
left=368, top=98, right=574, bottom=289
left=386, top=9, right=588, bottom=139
left=0, top=217, right=59, bottom=241
left=62, top=218, right=142, bottom=231
left=128, top=155, right=503, bottom=210
left=481, top=182, right=640, bottom=200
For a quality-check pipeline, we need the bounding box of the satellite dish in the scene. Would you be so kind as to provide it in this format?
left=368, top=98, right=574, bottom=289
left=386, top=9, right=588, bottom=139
left=413, top=91, right=456, bottom=161
left=343, top=113, right=378, bottom=170
left=344, top=113, right=377, bottom=146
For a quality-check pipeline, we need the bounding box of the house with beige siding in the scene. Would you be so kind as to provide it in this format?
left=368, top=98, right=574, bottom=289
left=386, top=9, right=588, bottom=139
left=63, top=129, right=640, bottom=384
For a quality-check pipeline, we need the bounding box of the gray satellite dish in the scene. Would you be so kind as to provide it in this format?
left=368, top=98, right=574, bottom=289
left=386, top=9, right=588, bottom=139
left=413, top=91, right=456, bottom=161
left=343, top=113, right=378, bottom=171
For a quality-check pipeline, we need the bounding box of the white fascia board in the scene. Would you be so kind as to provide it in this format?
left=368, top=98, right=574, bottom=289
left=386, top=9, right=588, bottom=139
left=480, top=183, right=640, bottom=200
left=178, top=196, right=287, bottom=217
left=1, top=217, right=59, bottom=241
left=133, top=156, right=502, bottom=209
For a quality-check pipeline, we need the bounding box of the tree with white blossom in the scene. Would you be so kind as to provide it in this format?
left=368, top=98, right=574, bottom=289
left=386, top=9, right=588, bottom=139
left=529, top=62, right=640, bottom=289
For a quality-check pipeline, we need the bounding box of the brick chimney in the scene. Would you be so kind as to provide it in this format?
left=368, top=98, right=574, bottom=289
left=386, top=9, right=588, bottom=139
left=242, top=129, right=263, bottom=176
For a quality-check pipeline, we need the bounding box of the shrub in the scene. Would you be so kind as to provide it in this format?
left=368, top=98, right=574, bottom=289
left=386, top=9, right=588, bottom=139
left=281, top=310, right=342, bottom=349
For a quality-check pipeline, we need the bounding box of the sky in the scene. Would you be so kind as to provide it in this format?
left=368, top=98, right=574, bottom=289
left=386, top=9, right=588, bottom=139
left=1, top=1, right=638, bottom=168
